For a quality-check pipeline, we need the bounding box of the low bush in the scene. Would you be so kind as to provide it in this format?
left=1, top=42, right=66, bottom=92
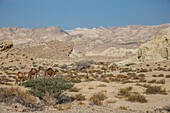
left=72, top=93, right=86, bottom=101
left=68, top=87, right=81, bottom=92
left=165, top=75, right=170, bottom=78
left=0, top=87, right=41, bottom=108
left=89, top=92, right=107, bottom=106
left=73, top=60, right=95, bottom=70
left=156, top=79, right=165, bottom=84
left=145, top=86, right=167, bottom=95
left=24, top=77, right=73, bottom=100
left=117, top=87, right=132, bottom=98
left=127, top=93, right=147, bottom=103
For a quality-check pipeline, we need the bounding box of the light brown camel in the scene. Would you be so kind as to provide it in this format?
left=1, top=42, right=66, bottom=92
left=86, top=66, right=94, bottom=76
left=15, top=71, right=27, bottom=85
left=45, top=68, right=58, bottom=77
left=103, top=64, right=110, bottom=74
left=110, top=63, right=118, bottom=71
left=28, top=66, right=43, bottom=80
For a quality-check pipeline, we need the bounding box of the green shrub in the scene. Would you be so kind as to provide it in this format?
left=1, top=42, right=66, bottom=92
left=24, top=77, right=73, bottom=99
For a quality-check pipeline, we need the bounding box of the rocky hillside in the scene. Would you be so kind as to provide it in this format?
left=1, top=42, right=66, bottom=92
left=66, top=23, right=170, bottom=58
left=118, top=26, right=170, bottom=65
left=0, top=26, right=70, bottom=47
left=0, top=23, right=170, bottom=59
left=21, top=40, right=74, bottom=59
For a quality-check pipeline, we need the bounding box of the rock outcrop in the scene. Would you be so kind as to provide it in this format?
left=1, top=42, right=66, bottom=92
left=118, top=26, right=170, bottom=65
left=137, top=26, right=170, bottom=62
left=21, top=40, right=74, bottom=59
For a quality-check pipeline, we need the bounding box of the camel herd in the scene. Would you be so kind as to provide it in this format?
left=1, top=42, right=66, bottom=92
left=15, top=63, right=118, bottom=86
left=15, top=67, right=59, bottom=85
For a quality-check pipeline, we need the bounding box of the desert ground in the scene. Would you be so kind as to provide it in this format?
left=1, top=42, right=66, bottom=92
left=0, top=24, right=170, bottom=113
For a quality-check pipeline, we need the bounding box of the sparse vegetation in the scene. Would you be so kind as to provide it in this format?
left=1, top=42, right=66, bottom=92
left=165, top=75, right=170, bottom=78
left=72, top=93, right=86, bottom=101
left=116, top=87, right=132, bottom=98
left=145, top=85, right=167, bottom=95
left=89, top=92, right=107, bottom=106
left=53, top=104, right=71, bottom=110
left=96, top=84, right=107, bottom=87
left=148, top=79, right=156, bottom=83
left=118, top=106, right=129, bottom=110
left=0, top=87, right=40, bottom=108
left=68, top=87, right=81, bottom=92
left=156, top=79, right=165, bottom=84
left=127, top=93, right=147, bottom=103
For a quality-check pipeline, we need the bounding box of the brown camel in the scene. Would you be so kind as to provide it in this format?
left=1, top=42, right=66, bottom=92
left=15, top=71, right=27, bottom=85
left=28, top=66, right=43, bottom=80
left=103, top=64, right=110, bottom=74
left=86, top=66, right=94, bottom=76
left=45, top=68, right=58, bottom=77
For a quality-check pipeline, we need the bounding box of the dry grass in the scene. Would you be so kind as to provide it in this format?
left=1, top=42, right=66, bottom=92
left=156, top=79, right=165, bottom=84
left=76, top=101, right=85, bottom=105
left=89, top=92, right=108, bottom=106
left=68, top=87, right=82, bottom=92
left=118, top=106, right=129, bottom=110
left=72, top=93, right=86, bottom=101
left=53, top=104, right=71, bottom=110
left=0, top=87, right=39, bottom=106
left=96, top=84, right=107, bottom=87
left=100, top=78, right=110, bottom=83
left=165, top=75, right=170, bottom=78
left=116, top=87, right=132, bottom=98
left=106, top=99, right=117, bottom=104
left=88, top=86, right=95, bottom=90
left=148, top=79, right=156, bottom=83
left=145, top=86, right=167, bottom=95
left=127, top=93, right=147, bottom=103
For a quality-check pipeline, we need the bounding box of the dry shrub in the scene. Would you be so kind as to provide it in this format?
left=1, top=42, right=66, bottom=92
left=138, top=74, right=146, bottom=78
left=101, top=78, right=110, bottom=83
left=156, top=79, right=165, bottom=84
left=89, top=92, right=107, bottom=106
left=158, top=74, right=164, bottom=77
left=68, top=87, right=81, bottom=92
left=43, top=93, right=56, bottom=105
left=117, top=74, right=128, bottom=78
left=137, top=69, right=148, bottom=73
left=96, top=84, right=107, bottom=87
left=139, top=78, right=147, bottom=82
left=106, top=99, right=117, bottom=104
left=76, top=101, right=85, bottom=105
left=127, top=93, right=147, bottom=103
left=118, top=106, right=129, bottom=110
left=127, top=73, right=136, bottom=76
left=165, top=75, right=170, bottom=78
left=72, top=93, right=86, bottom=101
left=0, top=87, right=40, bottom=107
left=152, top=75, right=157, bottom=77
left=53, top=104, right=71, bottom=111
left=88, top=86, right=95, bottom=90
left=148, top=79, right=156, bottom=83
left=145, top=86, right=167, bottom=95
left=116, top=87, right=132, bottom=98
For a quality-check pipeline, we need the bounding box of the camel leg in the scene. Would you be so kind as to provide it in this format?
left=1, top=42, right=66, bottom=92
left=21, top=79, right=22, bottom=86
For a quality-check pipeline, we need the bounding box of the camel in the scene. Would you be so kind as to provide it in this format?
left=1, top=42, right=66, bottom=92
left=110, top=63, right=118, bottom=71
left=28, top=66, right=43, bottom=80
left=86, top=66, right=94, bottom=76
left=103, top=64, right=110, bottom=74
left=45, top=68, right=59, bottom=77
left=15, top=71, right=27, bottom=85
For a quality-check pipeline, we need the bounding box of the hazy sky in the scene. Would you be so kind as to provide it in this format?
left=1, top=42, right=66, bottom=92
left=0, top=0, right=170, bottom=29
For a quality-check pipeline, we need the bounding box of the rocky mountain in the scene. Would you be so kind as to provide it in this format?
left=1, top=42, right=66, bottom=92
left=118, top=26, right=170, bottom=65
left=0, top=26, right=70, bottom=47
left=0, top=23, right=170, bottom=59
left=21, top=40, right=74, bottom=59
left=67, top=23, right=170, bottom=58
